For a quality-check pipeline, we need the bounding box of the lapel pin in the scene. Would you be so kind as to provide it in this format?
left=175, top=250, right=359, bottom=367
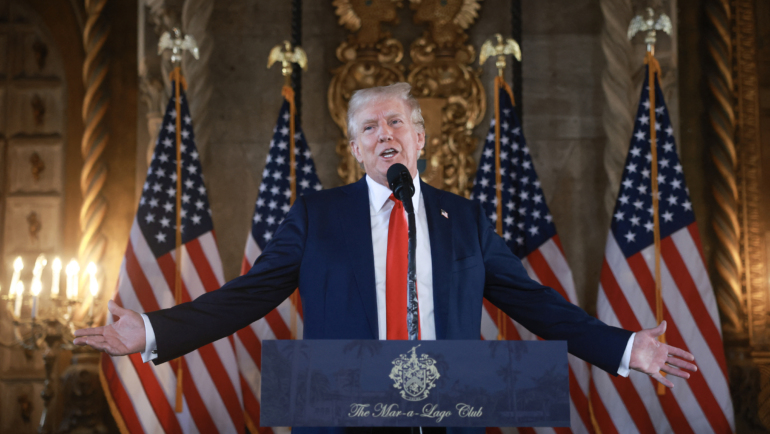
left=441, top=209, right=449, bottom=219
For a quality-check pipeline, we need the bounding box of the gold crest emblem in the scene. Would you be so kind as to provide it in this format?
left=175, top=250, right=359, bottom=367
left=389, top=345, right=440, bottom=401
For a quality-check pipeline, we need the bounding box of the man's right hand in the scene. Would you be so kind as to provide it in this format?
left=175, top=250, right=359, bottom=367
left=73, top=300, right=146, bottom=356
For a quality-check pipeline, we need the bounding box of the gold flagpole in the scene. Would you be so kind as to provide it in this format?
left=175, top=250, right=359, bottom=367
left=628, top=8, right=672, bottom=396
left=268, top=41, right=308, bottom=340
left=171, top=65, right=185, bottom=412
left=480, top=34, right=521, bottom=341
left=158, top=27, right=200, bottom=413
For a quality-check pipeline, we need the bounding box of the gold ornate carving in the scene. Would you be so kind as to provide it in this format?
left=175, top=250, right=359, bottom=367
left=31, top=94, right=44, bottom=125
left=329, top=0, right=406, bottom=185
left=734, top=0, right=768, bottom=348
left=705, top=0, right=743, bottom=339
left=410, top=0, right=480, bottom=47
left=26, top=211, right=41, bottom=242
left=29, top=151, right=45, bottom=181
left=407, top=0, right=485, bottom=196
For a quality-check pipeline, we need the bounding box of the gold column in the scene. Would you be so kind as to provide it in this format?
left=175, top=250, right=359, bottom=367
left=79, top=0, right=110, bottom=270
left=705, top=0, right=743, bottom=338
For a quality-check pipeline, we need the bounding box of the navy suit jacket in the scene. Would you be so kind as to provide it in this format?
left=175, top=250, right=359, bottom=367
left=147, top=177, right=632, bottom=433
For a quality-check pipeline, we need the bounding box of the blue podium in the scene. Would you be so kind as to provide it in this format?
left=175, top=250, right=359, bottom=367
left=261, top=340, right=569, bottom=428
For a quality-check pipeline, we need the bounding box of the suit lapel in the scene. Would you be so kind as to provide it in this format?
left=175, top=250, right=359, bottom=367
left=340, top=178, right=379, bottom=338
left=421, top=182, right=452, bottom=340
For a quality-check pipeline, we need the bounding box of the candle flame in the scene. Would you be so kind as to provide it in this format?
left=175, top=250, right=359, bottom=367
left=66, top=260, right=80, bottom=276
left=52, top=258, right=62, bottom=271
left=13, top=256, right=23, bottom=271
left=87, top=262, right=99, bottom=297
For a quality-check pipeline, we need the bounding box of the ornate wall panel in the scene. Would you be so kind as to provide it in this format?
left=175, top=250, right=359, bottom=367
left=407, top=0, right=485, bottom=196
left=329, top=0, right=485, bottom=196
left=0, top=3, right=67, bottom=432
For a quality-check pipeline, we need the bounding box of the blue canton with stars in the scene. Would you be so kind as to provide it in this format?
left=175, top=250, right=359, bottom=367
left=471, top=88, right=556, bottom=258
left=138, top=82, right=213, bottom=258
left=251, top=99, right=322, bottom=248
left=611, top=67, right=695, bottom=258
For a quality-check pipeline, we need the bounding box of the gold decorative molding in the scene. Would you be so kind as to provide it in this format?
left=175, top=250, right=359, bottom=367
left=705, top=0, right=743, bottom=339
left=407, top=0, right=485, bottom=196
left=29, top=152, right=45, bottom=181
left=734, top=0, right=768, bottom=349
left=329, top=0, right=406, bottom=185
left=80, top=0, right=110, bottom=270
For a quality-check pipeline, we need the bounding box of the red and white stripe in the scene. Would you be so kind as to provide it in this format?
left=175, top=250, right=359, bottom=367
left=236, top=235, right=302, bottom=434
left=101, top=221, right=244, bottom=434
left=590, top=224, right=734, bottom=434
left=482, top=235, right=593, bottom=434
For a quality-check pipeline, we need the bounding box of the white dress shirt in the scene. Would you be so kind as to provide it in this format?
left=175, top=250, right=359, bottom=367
left=141, top=174, right=633, bottom=376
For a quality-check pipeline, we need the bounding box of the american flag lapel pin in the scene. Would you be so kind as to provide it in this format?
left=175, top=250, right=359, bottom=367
left=441, top=209, right=448, bottom=219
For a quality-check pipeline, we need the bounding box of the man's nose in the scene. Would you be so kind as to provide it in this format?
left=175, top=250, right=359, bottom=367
left=378, top=124, right=393, bottom=142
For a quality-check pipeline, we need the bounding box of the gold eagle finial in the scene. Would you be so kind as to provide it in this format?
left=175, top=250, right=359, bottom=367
left=267, top=40, right=308, bottom=82
left=479, top=34, right=521, bottom=77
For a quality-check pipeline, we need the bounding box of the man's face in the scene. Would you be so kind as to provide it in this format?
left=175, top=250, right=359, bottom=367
left=350, top=98, right=425, bottom=187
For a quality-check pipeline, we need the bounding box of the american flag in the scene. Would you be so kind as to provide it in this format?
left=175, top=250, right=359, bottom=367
left=237, top=94, right=322, bottom=434
left=590, top=66, right=734, bottom=433
left=99, top=81, right=244, bottom=433
left=472, top=84, right=593, bottom=434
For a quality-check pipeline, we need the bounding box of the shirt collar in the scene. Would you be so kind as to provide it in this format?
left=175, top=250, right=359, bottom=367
left=366, top=173, right=422, bottom=216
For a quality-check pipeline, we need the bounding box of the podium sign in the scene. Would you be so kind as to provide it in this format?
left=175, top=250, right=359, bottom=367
left=261, top=340, right=568, bottom=427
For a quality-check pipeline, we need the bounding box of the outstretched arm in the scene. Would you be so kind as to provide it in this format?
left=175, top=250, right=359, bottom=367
left=74, top=300, right=146, bottom=356
left=630, top=320, right=697, bottom=388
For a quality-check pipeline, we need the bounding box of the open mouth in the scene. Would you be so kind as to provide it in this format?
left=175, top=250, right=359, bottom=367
left=380, top=148, right=398, bottom=159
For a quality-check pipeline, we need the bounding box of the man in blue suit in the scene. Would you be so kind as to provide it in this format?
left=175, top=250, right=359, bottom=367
left=75, top=83, right=696, bottom=432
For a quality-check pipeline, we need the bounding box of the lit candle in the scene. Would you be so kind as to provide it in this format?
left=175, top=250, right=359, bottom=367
left=51, top=258, right=62, bottom=297
left=29, top=255, right=46, bottom=320
left=65, top=260, right=80, bottom=300
left=9, top=257, right=23, bottom=299
left=30, top=279, right=42, bottom=319
left=13, top=282, right=24, bottom=317
left=87, top=262, right=98, bottom=318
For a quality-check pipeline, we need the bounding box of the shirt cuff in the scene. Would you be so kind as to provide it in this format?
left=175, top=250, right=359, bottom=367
left=140, top=313, right=158, bottom=363
left=617, top=332, right=635, bottom=377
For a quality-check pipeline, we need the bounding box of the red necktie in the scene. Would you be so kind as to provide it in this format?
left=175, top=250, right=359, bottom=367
left=386, top=194, right=418, bottom=340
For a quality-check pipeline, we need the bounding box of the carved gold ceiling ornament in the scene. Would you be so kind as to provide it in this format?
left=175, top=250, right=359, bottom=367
left=329, top=0, right=407, bottom=185
left=406, top=0, right=485, bottom=196
left=410, top=0, right=480, bottom=48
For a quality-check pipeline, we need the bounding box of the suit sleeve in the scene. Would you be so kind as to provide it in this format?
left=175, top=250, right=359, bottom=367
left=477, top=203, right=632, bottom=374
left=146, top=195, right=308, bottom=365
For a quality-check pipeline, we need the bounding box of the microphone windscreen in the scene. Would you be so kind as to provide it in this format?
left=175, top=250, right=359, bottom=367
left=387, top=163, right=410, bottom=191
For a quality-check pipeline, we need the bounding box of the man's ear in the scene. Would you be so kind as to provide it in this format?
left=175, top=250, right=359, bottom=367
left=417, top=131, right=426, bottom=151
left=350, top=140, right=363, bottom=163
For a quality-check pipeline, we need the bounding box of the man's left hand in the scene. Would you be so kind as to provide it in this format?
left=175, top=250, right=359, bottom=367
left=630, top=320, right=697, bottom=388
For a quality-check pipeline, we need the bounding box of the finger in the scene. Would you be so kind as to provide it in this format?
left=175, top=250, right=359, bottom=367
left=666, top=345, right=695, bottom=361
left=660, top=364, right=690, bottom=379
left=73, top=326, right=105, bottom=337
left=651, top=371, right=674, bottom=389
left=665, top=356, right=697, bottom=372
left=73, top=335, right=107, bottom=350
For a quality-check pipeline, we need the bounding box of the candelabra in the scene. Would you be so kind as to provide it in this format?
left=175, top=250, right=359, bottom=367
left=1, top=254, right=102, bottom=434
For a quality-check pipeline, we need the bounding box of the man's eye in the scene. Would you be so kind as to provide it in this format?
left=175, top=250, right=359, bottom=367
left=363, top=126, right=373, bottom=132
left=391, top=119, right=401, bottom=125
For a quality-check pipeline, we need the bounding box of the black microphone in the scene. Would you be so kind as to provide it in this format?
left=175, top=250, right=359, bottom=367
left=387, top=163, right=415, bottom=214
